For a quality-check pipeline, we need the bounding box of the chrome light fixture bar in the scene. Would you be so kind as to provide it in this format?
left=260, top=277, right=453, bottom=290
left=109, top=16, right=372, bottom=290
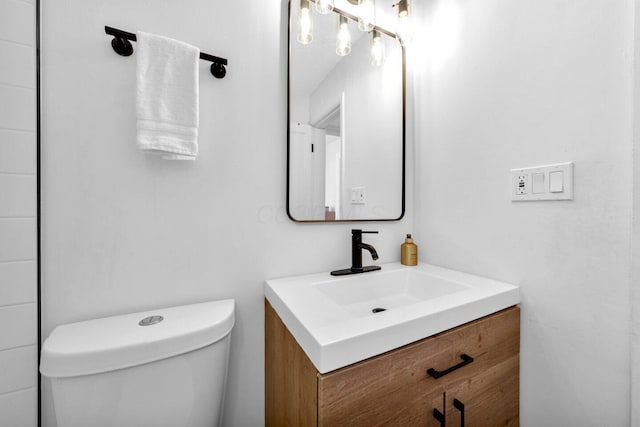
left=341, top=0, right=377, bottom=32
left=298, top=0, right=398, bottom=66
left=308, top=0, right=396, bottom=39
left=356, top=0, right=376, bottom=32
left=315, top=0, right=334, bottom=14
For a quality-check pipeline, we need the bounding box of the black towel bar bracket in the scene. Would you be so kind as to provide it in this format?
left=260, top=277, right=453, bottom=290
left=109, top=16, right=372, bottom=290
left=104, top=26, right=228, bottom=79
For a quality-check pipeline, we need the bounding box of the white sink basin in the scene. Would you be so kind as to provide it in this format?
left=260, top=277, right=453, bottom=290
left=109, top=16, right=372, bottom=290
left=314, top=268, right=468, bottom=316
left=265, top=262, right=520, bottom=374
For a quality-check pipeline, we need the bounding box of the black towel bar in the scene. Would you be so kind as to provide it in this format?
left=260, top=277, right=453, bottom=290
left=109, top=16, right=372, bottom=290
left=104, top=26, right=228, bottom=79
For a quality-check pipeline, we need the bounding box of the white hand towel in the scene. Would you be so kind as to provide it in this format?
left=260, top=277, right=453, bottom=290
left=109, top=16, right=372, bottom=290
left=136, top=31, right=200, bottom=160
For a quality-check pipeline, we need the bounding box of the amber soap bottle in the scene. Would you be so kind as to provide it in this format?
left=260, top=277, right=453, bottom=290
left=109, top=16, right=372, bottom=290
left=401, top=234, right=418, bottom=266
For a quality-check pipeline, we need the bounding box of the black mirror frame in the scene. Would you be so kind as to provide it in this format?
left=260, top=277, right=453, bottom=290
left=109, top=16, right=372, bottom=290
left=285, top=0, right=406, bottom=223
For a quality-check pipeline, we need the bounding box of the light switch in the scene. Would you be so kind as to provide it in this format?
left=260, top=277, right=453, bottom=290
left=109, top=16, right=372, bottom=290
left=549, top=171, right=564, bottom=193
left=532, top=173, right=545, bottom=194
left=351, top=187, right=366, bottom=204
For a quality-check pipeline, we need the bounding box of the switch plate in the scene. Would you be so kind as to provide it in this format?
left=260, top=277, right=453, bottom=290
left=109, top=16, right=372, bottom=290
left=351, top=186, right=366, bottom=204
left=510, top=162, right=573, bottom=201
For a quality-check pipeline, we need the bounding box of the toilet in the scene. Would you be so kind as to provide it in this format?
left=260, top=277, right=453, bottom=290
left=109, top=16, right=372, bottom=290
left=40, top=299, right=235, bottom=427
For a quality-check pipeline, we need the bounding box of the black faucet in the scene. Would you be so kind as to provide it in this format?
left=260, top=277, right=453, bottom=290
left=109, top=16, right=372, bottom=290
left=331, top=229, right=382, bottom=276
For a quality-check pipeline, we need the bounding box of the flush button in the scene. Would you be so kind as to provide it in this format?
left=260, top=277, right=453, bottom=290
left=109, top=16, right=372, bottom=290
left=139, top=315, right=164, bottom=326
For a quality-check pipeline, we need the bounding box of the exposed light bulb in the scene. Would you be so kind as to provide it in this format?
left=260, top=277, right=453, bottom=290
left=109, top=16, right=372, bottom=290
left=357, top=0, right=376, bottom=32
left=315, top=0, right=334, bottom=14
left=336, top=15, right=351, bottom=56
left=370, top=30, right=385, bottom=66
left=297, top=0, right=313, bottom=45
left=394, top=0, right=412, bottom=43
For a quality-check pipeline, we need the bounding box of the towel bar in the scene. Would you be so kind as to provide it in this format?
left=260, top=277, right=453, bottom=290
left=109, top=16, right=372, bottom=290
left=104, top=26, right=228, bottom=79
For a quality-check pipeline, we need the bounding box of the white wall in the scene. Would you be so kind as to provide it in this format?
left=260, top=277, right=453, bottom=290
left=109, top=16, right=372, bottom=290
left=632, top=1, right=640, bottom=423
left=413, top=0, right=633, bottom=425
left=40, top=0, right=413, bottom=425
left=0, top=0, right=38, bottom=425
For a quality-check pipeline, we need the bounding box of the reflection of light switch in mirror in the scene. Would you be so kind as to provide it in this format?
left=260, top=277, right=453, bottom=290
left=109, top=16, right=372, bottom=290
left=532, top=173, right=545, bottom=194
left=351, top=187, right=366, bottom=204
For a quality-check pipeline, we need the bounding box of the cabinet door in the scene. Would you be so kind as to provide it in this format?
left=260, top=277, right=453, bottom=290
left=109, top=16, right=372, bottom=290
left=436, top=307, right=520, bottom=427
left=317, top=347, right=447, bottom=426
left=318, top=307, right=519, bottom=426
left=444, top=354, right=519, bottom=427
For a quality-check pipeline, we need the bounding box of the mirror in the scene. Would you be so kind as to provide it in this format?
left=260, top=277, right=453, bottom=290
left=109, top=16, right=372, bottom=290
left=287, top=0, right=405, bottom=222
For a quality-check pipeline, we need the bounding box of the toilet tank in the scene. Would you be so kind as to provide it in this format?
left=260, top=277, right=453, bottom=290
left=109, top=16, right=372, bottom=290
left=40, top=299, right=235, bottom=427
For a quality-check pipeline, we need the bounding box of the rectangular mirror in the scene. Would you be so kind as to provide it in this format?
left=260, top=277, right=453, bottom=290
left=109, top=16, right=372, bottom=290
left=287, top=0, right=406, bottom=222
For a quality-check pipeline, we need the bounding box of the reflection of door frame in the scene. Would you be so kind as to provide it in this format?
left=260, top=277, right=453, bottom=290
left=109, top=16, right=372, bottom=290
left=338, top=92, right=346, bottom=220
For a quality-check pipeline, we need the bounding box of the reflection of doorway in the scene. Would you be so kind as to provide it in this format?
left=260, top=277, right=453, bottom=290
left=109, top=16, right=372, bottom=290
left=325, top=134, right=341, bottom=220
left=312, top=94, right=345, bottom=220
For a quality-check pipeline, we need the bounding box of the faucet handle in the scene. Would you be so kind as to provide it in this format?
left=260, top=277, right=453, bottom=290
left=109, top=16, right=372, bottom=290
left=362, top=230, right=378, bottom=234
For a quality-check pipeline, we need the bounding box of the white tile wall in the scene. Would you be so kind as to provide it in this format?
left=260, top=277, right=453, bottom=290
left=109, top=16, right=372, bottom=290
left=0, top=261, right=36, bottom=306
left=0, top=174, right=36, bottom=217
left=0, top=86, right=36, bottom=131
left=0, top=345, right=37, bottom=394
left=0, top=303, right=37, bottom=350
left=0, top=389, right=37, bottom=427
left=0, top=219, right=36, bottom=261
left=0, top=0, right=37, bottom=424
left=0, top=40, right=35, bottom=88
left=0, top=0, right=35, bottom=46
left=0, top=130, right=36, bottom=174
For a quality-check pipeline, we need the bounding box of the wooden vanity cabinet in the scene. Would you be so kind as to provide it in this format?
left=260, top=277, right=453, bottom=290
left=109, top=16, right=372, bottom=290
left=265, top=300, right=519, bottom=427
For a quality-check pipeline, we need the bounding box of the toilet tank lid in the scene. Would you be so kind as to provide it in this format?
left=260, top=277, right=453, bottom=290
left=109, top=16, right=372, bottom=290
left=40, top=299, right=235, bottom=378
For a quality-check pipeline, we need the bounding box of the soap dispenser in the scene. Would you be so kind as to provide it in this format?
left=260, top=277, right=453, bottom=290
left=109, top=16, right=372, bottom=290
left=401, top=234, right=418, bottom=266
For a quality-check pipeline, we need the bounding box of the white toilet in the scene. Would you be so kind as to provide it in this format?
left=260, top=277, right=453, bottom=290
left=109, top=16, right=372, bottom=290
left=40, top=299, right=235, bottom=427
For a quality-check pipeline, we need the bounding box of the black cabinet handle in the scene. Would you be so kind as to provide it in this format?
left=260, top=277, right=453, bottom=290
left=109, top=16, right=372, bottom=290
left=453, top=399, right=465, bottom=427
left=426, top=354, right=474, bottom=379
left=432, top=408, right=445, bottom=427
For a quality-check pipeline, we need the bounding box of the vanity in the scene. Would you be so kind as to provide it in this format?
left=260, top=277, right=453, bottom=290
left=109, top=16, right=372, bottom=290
left=264, top=263, right=520, bottom=426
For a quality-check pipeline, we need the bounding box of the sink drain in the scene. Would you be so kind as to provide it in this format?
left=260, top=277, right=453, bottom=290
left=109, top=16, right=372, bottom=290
left=372, top=307, right=387, bottom=314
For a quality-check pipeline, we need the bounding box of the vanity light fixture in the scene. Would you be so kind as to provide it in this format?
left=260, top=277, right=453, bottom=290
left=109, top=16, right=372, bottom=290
left=336, top=15, right=352, bottom=56
left=357, top=0, right=376, bottom=32
left=370, top=30, right=385, bottom=66
left=393, top=0, right=411, bottom=43
left=315, top=0, right=334, bottom=14
left=298, top=0, right=314, bottom=45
